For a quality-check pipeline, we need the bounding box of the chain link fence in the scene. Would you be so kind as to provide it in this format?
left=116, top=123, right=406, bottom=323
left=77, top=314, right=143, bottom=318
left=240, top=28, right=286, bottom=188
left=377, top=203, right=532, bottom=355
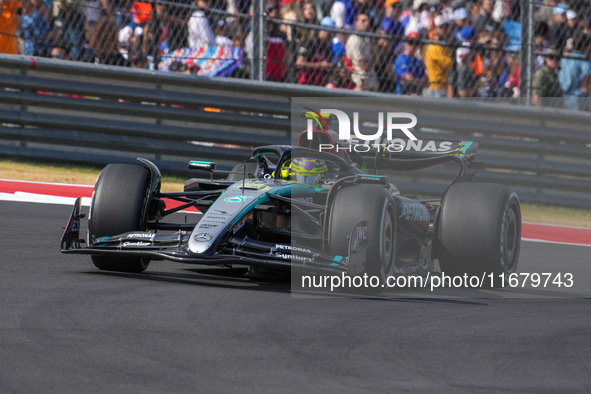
left=0, top=0, right=590, bottom=108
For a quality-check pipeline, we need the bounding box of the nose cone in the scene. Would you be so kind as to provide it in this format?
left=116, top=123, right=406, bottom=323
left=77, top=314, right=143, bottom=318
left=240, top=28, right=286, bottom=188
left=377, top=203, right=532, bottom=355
left=187, top=181, right=271, bottom=254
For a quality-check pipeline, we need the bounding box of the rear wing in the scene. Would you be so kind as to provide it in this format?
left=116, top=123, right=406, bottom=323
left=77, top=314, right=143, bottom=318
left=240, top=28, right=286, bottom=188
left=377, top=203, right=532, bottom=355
left=347, top=139, right=482, bottom=186
left=348, top=139, right=477, bottom=168
left=382, top=139, right=477, bottom=160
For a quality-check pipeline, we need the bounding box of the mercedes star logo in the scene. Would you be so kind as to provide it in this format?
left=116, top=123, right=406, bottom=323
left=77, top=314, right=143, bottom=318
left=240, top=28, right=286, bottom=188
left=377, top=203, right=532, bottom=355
left=194, top=233, right=212, bottom=242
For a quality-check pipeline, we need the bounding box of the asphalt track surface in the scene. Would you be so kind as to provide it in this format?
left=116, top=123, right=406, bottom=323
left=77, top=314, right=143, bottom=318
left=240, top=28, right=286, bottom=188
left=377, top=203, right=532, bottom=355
left=1, top=200, right=590, bottom=393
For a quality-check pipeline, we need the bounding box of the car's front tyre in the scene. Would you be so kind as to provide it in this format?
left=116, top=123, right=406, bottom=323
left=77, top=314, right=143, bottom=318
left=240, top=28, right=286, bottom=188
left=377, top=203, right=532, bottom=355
left=88, top=163, right=152, bottom=273
left=328, top=184, right=397, bottom=292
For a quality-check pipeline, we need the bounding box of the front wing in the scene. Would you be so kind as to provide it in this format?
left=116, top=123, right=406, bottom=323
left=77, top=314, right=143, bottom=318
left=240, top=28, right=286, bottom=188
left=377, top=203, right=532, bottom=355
left=61, top=198, right=349, bottom=274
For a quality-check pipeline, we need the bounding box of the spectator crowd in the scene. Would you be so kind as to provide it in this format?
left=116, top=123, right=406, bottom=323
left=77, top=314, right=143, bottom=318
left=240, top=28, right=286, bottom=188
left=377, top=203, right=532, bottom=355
left=1, top=0, right=591, bottom=108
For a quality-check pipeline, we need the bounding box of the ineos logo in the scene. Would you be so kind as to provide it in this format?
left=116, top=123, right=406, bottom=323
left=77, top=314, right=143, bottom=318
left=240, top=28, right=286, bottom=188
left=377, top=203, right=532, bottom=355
left=194, top=233, right=212, bottom=242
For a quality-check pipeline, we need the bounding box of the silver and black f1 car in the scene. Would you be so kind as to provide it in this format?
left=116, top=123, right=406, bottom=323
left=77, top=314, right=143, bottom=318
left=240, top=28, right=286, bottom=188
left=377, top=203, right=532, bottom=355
left=61, top=133, right=521, bottom=288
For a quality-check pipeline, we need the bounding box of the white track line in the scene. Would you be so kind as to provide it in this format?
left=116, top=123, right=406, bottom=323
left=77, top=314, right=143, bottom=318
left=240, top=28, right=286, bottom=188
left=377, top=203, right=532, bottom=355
left=523, top=221, right=591, bottom=231
left=521, top=238, right=591, bottom=248
left=0, top=178, right=94, bottom=188
left=0, top=192, right=201, bottom=214
left=0, top=192, right=92, bottom=206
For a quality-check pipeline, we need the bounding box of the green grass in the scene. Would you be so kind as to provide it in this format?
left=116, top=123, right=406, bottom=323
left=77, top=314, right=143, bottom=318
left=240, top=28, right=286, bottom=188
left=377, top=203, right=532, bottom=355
left=520, top=203, right=591, bottom=228
left=1, top=157, right=590, bottom=228
left=0, top=158, right=187, bottom=192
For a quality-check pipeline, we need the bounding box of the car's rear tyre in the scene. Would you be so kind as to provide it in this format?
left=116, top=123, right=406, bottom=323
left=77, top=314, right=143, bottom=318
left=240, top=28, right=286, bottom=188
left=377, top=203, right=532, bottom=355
left=88, top=163, right=151, bottom=273
left=434, top=182, right=521, bottom=287
left=328, top=185, right=396, bottom=292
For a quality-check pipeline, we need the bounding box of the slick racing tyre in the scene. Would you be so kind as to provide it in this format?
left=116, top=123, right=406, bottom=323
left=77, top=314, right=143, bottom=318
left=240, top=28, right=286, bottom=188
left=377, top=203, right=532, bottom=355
left=88, top=163, right=151, bottom=273
left=328, top=184, right=396, bottom=292
left=434, top=182, right=521, bottom=287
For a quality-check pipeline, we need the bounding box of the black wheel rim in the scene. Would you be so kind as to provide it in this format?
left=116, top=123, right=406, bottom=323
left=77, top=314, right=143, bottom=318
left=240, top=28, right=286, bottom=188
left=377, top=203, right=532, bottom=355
left=382, top=209, right=394, bottom=275
left=503, top=203, right=519, bottom=272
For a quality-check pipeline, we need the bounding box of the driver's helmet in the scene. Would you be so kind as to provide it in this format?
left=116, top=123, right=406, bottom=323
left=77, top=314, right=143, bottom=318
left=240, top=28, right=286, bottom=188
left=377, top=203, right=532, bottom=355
left=283, top=157, right=328, bottom=185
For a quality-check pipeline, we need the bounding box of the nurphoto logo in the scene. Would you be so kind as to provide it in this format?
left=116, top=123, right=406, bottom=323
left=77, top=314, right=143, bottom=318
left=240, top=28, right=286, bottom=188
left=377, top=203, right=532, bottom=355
left=304, top=108, right=418, bottom=153
left=305, top=108, right=417, bottom=141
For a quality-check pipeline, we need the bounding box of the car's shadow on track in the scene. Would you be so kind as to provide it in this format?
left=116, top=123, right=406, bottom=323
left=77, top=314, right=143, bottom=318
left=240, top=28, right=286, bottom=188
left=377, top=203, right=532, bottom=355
left=83, top=267, right=293, bottom=293
left=80, top=267, right=488, bottom=305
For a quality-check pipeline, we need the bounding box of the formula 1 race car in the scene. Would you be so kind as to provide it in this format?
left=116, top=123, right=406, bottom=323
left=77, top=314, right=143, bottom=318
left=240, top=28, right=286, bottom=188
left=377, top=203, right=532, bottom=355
left=61, top=131, right=521, bottom=289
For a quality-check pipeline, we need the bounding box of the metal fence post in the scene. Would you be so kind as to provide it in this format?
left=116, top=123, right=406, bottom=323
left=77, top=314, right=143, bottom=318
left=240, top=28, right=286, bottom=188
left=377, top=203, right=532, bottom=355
left=252, top=0, right=265, bottom=81
left=520, top=0, right=533, bottom=105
